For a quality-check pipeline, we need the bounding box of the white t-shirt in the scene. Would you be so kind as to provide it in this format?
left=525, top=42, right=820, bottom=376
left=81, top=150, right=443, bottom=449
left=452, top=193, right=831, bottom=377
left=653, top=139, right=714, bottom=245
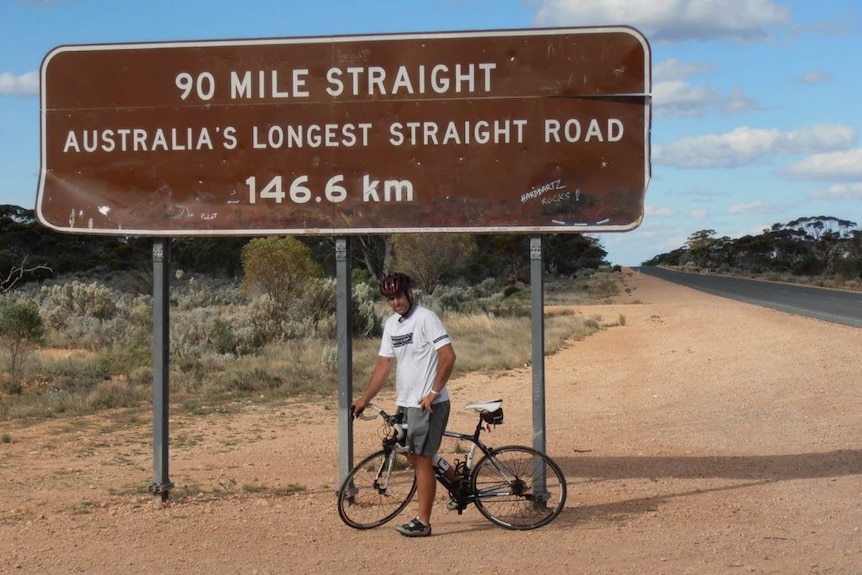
left=379, top=304, right=452, bottom=408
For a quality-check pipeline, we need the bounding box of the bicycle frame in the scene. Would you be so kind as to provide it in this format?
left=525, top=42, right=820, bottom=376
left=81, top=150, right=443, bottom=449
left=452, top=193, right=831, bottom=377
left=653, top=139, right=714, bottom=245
left=437, top=418, right=509, bottom=510
left=443, top=414, right=494, bottom=464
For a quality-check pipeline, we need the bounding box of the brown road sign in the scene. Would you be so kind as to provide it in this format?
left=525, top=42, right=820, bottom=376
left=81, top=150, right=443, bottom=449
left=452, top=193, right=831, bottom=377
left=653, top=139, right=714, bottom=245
left=37, top=27, right=651, bottom=236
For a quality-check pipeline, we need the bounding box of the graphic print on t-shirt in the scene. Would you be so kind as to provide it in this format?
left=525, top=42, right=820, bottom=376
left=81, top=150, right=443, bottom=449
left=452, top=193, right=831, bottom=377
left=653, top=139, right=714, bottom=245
left=391, top=333, right=413, bottom=348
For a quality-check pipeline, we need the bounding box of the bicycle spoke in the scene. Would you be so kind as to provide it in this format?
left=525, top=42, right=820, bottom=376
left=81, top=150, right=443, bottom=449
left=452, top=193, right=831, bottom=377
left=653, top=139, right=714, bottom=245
left=471, top=446, right=567, bottom=530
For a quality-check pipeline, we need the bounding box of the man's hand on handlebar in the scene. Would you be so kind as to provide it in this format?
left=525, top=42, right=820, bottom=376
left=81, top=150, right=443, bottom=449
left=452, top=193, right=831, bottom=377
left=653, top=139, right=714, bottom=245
left=350, top=399, right=367, bottom=419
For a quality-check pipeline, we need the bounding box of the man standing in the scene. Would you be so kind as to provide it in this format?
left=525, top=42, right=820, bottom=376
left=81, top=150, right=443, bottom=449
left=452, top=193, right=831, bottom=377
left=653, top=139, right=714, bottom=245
left=351, top=272, right=456, bottom=537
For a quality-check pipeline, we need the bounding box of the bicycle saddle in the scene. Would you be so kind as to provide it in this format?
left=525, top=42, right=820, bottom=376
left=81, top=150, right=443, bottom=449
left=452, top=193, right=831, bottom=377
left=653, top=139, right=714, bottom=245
left=464, top=399, right=503, bottom=413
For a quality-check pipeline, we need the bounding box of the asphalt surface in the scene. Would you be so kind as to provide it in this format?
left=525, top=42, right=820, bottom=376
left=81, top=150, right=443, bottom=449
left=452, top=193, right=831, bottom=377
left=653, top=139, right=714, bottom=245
left=635, top=266, right=862, bottom=329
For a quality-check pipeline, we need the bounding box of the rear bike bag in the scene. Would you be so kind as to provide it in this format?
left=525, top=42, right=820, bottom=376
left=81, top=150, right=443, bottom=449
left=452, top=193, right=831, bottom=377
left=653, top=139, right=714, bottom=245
left=481, top=408, right=504, bottom=425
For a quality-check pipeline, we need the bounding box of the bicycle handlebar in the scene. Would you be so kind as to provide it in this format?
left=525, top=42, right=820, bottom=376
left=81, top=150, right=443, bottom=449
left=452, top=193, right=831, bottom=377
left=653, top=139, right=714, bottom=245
left=352, top=402, right=395, bottom=423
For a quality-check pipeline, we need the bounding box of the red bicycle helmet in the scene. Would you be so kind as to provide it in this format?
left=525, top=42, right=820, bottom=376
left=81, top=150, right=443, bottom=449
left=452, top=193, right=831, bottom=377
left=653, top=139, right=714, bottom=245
left=379, top=272, right=412, bottom=297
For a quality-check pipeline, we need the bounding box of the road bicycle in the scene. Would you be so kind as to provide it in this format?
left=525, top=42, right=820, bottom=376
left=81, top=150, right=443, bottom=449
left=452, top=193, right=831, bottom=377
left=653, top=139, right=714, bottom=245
left=337, top=398, right=567, bottom=530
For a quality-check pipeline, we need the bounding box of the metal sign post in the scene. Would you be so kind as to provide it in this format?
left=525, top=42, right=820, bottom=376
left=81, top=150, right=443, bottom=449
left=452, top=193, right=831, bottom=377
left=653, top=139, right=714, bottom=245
left=530, top=236, right=546, bottom=455
left=149, top=238, right=174, bottom=502
left=530, top=236, right=549, bottom=499
left=335, top=238, right=354, bottom=483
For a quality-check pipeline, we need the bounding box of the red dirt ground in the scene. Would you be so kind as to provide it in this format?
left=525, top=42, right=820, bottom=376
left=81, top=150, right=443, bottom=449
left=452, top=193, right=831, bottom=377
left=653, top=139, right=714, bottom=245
left=1, top=271, right=860, bottom=574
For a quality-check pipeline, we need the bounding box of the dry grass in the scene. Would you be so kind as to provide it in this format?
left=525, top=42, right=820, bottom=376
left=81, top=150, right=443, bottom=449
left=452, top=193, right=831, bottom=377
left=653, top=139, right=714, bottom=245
left=1, top=273, right=619, bottom=420
left=446, top=309, right=598, bottom=373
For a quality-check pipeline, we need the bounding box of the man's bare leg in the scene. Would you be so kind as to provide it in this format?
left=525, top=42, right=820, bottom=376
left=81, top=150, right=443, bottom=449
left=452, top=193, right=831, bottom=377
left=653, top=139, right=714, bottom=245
left=412, top=454, right=436, bottom=525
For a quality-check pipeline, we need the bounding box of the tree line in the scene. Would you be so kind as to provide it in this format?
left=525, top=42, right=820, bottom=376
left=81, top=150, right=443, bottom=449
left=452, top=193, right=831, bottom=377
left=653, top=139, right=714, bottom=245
left=643, top=216, right=861, bottom=281
left=0, top=204, right=609, bottom=293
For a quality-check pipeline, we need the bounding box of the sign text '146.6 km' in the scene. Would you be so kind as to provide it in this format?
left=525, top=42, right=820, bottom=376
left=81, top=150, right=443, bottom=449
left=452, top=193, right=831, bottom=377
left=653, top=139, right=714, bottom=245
left=244, top=174, right=415, bottom=205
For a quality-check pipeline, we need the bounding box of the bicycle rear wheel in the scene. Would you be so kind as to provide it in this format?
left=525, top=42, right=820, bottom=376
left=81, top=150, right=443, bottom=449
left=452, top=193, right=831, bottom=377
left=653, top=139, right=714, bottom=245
left=471, top=445, right=567, bottom=530
left=337, top=448, right=416, bottom=529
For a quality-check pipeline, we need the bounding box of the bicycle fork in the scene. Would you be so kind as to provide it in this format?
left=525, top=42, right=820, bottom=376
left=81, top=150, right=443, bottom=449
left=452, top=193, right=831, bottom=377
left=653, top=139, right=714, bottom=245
left=373, top=450, right=401, bottom=494
left=342, top=449, right=399, bottom=501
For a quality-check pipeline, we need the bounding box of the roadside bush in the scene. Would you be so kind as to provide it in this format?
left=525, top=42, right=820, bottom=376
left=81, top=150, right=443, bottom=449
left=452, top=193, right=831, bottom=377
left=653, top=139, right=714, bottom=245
left=0, top=301, right=45, bottom=389
left=835, top=256, right=862, bottom=280
left=241, top=237, right=323, bottom=304
left=308, top=279, right=383, bottom=339
left=40, top=280, right=118, bottom=327
left=171, top=307, right=222, bottom=361
left=211, top=317, right=238, bottom=355
left=246, top=294, right=287, bottom=345
left=56, top=315, right=147, bottom=351
left=352, top=281, right=382, bottom=337
left=433, top=284, right=473, bottom=313
left=430, top=279, right=508, bottom=314
left=171, top=274, right=246, bottom=310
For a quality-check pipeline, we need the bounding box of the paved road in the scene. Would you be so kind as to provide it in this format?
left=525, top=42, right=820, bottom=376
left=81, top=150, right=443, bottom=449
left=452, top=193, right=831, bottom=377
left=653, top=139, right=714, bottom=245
left=635, top=266, right=862, bottom=329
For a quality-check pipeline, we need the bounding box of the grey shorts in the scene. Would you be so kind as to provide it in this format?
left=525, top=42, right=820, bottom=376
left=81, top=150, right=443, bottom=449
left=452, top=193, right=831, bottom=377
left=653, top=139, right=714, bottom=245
left=398, top=401, right=451, bottom=457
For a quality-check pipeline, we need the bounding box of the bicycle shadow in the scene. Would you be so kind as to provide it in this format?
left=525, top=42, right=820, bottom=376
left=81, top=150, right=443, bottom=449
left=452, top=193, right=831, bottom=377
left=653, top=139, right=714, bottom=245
left=549, top=449, right=862, bottom=526
left=435, top=480, right=774, bottom=536
left=554, top=479, right=773, bottom=527
left=554, top=449, right=862, bottom=481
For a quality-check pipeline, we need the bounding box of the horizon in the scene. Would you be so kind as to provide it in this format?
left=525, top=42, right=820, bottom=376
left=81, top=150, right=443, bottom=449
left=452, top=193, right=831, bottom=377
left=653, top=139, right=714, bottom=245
left=1, top=0, right=860, bottom=265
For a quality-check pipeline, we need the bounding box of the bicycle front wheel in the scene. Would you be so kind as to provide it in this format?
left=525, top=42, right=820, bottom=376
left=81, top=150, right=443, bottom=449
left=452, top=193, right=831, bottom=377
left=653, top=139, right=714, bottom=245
left=471, top=445, right=567, bottom=530
left=337, top=449, right=416, bottom=529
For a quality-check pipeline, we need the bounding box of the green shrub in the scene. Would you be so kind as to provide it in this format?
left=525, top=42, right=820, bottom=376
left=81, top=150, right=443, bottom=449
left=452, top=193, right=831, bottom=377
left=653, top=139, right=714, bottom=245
left=41, top=280, right=118, bottom=326
left=211, top=318, right=237, bottom=355
left=0, top=301, right=45, bottom=388
left=352, top=281, right=382, bottom=337
left=503, top=284, right=524, bottom=299
left=241, top=237, right=323, bottom=303
left=835, top=256, right=862, bottom=279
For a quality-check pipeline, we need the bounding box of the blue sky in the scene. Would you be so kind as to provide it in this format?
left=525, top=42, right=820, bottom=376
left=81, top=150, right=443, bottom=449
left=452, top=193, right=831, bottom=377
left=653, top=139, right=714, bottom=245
left=1, top=0, right=860, bottom=266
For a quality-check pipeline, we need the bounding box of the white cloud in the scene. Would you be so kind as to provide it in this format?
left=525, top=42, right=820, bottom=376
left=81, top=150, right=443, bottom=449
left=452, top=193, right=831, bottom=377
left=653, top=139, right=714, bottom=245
left=690, top=209, right=708, bottom=219
left=809, top=184, right=862, bottom=200
left=729, top=201, right=773, bottom=215
left=782, top=149, right=862, bottom=181
left=532, top=0, right=790, bottom=42
left=653, top=80, right=718, bottom=117
left=774, top=125, right=858, bottom=154
left=653, top=58, right=715, bottom=81
left=654, top=125, right=857, bottom=169
left=0, top=71, right=39, bottom=96
left=794, top=69, right=833, bottom=85
left=718, top=86, right=761, bottom=115
left=645, top=205, right=678, bottom=217
left=652, top=58, right=761, bottom=118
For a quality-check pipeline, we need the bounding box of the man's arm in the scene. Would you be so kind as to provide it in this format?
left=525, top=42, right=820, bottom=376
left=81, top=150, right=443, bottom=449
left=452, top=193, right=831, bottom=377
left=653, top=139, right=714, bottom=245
left=419, top=343, right=456, bottom=411
left=433, top=344, right=456, bottom=390
left=352, top=356, right=395, bottom=417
